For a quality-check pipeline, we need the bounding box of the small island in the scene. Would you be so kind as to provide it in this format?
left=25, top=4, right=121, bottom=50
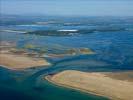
left=0, top=41, right=94, bottom=70
left=0, top=41, right=50, bottom=70
left=25, top=28, right=125, bottom=36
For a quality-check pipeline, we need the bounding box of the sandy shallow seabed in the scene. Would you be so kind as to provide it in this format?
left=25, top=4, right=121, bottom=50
left=0, top=53, right=50, bottom=70
left=46, top=70, right=133, bottom=100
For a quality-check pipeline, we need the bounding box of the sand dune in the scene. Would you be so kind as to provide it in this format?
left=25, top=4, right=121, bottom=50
left=46, top=70, right=133, bottom=100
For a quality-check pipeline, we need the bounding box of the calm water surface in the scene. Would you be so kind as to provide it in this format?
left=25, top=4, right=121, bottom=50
left=0, top=20, right=133, bottom=100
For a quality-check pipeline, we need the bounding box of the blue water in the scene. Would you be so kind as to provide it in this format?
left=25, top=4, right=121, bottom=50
left=0, top=17, right=133, bottom=100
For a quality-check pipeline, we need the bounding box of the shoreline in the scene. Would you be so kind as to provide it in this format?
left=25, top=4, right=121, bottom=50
left=45, top=70, right=133, bottom=100
left=45, top=76, right=111, bottom=100
left=0, top=52, right=50, bottom=70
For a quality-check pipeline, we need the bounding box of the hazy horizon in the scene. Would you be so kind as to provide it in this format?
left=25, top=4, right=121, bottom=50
left=1, top=0, right=133, bottom=16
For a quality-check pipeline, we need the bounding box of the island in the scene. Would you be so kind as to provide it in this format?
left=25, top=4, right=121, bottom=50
left=25, top=28, right=125, bottom=36
left=46, top=70, right=133, bottom=100
left=0, top=41, right=50, bottom=70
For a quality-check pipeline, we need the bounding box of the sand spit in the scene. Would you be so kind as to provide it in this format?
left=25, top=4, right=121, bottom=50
left=46, top=70, right=133, bottom=100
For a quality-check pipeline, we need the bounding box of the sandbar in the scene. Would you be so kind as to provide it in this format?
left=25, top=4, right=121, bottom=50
left=0, top=53, right=50, bottom=70
left=46, top=70, right=133, bottom=100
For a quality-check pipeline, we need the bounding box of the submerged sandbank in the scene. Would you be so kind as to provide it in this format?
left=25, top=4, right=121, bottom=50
left=46, top=70, right=133, bottom=100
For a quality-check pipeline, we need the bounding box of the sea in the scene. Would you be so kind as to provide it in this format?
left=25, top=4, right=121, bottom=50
left=0, top=16, right=133, bottom=100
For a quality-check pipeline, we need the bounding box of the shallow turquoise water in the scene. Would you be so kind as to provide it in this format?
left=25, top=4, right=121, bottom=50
left=0, top=66, right=109, bottom=100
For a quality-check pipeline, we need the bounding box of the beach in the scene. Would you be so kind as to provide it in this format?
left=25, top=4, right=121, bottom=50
left=46, top=70, right=133, bottom=100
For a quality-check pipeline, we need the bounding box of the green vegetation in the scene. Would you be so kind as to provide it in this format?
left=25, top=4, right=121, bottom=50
left=22, top=43, right=95, bottom=57
left=79, top=48, right=95, bottom=54
left=24, top=44, right=37, bottom=49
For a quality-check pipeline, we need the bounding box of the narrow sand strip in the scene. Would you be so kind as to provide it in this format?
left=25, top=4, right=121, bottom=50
left=46, top=70, right=133, bottom=100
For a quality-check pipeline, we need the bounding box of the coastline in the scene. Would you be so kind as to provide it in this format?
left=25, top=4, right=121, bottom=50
left=0, top=52, right=50, bottom=70
left=45, top=76, right=111, bottom=100
left=45, top=70, right=133, bottom=100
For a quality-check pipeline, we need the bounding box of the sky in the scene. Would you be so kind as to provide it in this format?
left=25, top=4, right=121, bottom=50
left=1, top=0, right=133, bottom=16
